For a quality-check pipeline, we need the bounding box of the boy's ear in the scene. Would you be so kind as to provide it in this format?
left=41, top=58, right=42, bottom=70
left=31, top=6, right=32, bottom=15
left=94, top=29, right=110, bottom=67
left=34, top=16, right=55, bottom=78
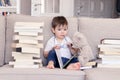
left=51, top=28, right=55, bottom=33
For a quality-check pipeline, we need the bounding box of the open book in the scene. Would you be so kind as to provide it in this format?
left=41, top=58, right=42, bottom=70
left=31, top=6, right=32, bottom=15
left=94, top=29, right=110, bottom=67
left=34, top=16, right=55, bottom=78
left=55, top=49, right=97, bottom=69
left=55, top=49, right=77, bottom=69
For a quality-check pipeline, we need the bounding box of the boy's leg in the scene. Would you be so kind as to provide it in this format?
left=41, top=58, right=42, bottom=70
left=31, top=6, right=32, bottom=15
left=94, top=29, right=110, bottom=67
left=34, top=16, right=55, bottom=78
left=61, top=57, right=69, bottom=68
left=70, top=57, right=79, bottom=63
left=47, top=49, right=60, bottom=68
left=62, top=57, right=80, bottom=69
left=67, top=57, right=80, bottom=70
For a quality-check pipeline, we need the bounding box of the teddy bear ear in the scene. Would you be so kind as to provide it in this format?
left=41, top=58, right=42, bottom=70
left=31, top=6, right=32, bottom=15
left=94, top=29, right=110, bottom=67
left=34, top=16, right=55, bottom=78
left=73, top=32, right=84, bottom=41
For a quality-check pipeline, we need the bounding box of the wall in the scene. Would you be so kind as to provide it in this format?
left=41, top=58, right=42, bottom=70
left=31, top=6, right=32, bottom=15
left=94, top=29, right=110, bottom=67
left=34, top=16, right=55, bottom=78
left=19, top=0, right=117, bottom=18
left=60, top=0, right=74, bottom=17
left=20, top=0, right=31, bottom=15
left=74, top=0, right=117, bottom=18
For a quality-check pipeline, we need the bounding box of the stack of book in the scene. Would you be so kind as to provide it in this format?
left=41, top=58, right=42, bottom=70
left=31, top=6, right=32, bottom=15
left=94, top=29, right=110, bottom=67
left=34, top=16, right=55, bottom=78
left=9, top=22, right=44, bottom=68
left=97, top=38, right=120, bottom=68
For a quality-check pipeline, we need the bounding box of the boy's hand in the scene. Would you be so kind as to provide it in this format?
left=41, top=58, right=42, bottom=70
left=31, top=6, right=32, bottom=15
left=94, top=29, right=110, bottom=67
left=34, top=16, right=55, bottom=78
left=67, top=43, right=72, bottom=48
left=67, top=43, right=79, bottom=54
left=53, top=45, right=61, bottom=49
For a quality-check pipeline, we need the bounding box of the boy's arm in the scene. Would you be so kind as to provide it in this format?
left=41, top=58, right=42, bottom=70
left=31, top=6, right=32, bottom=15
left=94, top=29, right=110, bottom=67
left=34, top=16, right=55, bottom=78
left=70, top=47, right=79, bottom=55
left=67, top=43, right=79, bottom=55
left=44, top=45, right=61, bottom=58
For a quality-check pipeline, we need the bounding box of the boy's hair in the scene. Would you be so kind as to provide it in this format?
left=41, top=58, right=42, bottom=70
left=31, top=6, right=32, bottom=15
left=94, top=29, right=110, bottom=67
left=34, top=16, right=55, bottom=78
left=51, top=16, right=68, bottom=29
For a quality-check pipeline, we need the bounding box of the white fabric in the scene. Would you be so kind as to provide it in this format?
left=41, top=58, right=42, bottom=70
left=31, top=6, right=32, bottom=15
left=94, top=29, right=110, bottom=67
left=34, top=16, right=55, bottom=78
left=45, top=36, right=72, bottom=59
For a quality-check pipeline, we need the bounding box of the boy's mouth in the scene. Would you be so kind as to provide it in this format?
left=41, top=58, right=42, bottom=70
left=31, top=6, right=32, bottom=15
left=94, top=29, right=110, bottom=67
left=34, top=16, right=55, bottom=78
left=60, top=35, right=65, bottom=37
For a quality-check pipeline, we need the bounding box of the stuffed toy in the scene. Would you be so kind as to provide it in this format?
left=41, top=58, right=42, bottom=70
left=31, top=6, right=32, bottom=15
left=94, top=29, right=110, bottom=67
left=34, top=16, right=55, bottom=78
left=72, top=32, right=95, bottom=66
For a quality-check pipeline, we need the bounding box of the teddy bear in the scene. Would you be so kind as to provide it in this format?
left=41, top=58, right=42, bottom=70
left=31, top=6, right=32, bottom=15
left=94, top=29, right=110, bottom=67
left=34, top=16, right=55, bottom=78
left=71, top=32, right=95, bottom=66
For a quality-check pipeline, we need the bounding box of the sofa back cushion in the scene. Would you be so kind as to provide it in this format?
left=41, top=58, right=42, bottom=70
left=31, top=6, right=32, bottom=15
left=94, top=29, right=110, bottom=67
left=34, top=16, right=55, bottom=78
left=0, top=16, right=5, bottom=66
left=5, top=14, right=78, bottom=66
left=79, top=17, right=120, bottom=58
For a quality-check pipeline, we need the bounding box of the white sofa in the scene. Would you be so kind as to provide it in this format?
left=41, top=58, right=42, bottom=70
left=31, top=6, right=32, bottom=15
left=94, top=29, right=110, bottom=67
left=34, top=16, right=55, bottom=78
left=0, top=14, right=120, bottom=80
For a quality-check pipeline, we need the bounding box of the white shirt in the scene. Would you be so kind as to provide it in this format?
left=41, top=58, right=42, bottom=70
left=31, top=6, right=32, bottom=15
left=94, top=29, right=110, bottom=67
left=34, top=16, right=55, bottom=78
left=44, top=36, right=72, bottom=59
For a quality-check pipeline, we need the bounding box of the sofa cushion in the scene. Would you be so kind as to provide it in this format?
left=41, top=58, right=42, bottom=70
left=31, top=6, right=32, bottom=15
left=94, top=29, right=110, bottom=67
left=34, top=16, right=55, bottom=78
left=79, top=17, right=120, bottom=58
left=0, top=65, right=85, bottom=80
left=84, top=68, right=120, bottom=80
left=0, top=15, right=5, bottom=66
left=5, top=14, right=78, bottom=66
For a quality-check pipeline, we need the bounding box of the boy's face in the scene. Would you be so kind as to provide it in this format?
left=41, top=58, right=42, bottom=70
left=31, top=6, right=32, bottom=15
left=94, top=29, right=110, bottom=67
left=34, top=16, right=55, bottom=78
left=52, top=25, right=68, bottom=40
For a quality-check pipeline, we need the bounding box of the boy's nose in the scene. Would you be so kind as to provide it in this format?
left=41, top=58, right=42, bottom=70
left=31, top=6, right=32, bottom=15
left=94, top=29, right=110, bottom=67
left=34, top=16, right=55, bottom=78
left=61, top=30, right=65, bottom=33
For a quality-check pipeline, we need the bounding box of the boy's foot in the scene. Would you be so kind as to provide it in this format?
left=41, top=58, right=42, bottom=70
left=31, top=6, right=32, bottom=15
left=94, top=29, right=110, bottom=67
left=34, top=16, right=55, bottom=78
left=47, top=61, right=55, bottom=69
left=67, top=62, right=80, bottom=70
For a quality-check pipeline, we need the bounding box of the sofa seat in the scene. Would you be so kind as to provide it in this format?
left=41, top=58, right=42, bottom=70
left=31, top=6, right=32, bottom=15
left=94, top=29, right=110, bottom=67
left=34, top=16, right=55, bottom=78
left=0, top=64, right=85, bottom=80
left=84, top=68, right=120, bottom=80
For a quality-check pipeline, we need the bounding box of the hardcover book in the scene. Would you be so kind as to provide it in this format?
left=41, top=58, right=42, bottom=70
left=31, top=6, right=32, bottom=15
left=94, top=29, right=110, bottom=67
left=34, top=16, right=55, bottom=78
left=101, top=38, right=120, bottom=45
left=55, top=49, right=96, bottom=69
left=55, top=49, right=76, bottom=69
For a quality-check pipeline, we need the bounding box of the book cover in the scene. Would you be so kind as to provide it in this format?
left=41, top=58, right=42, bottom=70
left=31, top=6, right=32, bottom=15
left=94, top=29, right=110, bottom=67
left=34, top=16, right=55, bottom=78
left=9, top=59, right=42, bottom=65
left=55, top=49, right=63, bottom=69
left=99, top=54, right=120, bottom=60
left=15, top=32, right=41, bottom=36
left=14, top=39, right=42, bottom=45
left=12, top=43, right=43, bottom=49
left=101, top=38, right=120, bottom=45
left=14, top=35, right=43, bottom=41
left=98, top=44, right=120, bottom=48
left=12, top=52, right=40, bottom=58
left=15, top=59, right=42, bottom=63
left=97, top=64, right=120, bottom=68
left=100, top=51, right=120, bottom=55
left=14, top=22, right=44, bottom=28
left=14, top=47, right=40, bottom=54
left=14, top=29, right=43, bottom=33
left=99, top=47, right=120, bottom=52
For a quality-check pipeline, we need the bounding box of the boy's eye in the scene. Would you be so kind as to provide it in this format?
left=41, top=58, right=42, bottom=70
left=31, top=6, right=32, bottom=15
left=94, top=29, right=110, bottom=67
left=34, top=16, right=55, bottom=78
left=64, top=29, right=67, bottom=31
left=58, top=29, right=61, bottom=31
